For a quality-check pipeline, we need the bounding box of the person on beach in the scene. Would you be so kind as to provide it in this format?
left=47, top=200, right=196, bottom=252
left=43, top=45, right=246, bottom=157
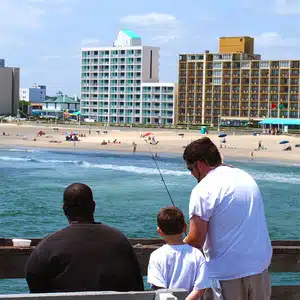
left=25, top=183, right=144, bottom=293
left=132, top=142, right=137, bottom=152
left=183, top=137, right=272, bottom=300
left=147, top=206, right=210, bottom=300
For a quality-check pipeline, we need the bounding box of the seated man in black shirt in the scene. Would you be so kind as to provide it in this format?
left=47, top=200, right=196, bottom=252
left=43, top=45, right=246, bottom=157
left=25, top=183, right=144, bottom=293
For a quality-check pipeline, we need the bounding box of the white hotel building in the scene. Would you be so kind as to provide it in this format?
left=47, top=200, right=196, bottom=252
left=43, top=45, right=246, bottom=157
left=80, top=30, right=175, bottom=125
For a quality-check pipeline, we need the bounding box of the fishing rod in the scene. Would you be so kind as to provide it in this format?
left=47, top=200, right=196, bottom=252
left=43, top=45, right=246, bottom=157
left=144, top=140, right=175, bottom=206
left=145, top=140, right=188, bottom=237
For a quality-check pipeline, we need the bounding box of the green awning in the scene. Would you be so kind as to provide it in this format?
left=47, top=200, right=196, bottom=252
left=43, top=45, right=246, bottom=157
left=70, top=111, right=81, bottom=116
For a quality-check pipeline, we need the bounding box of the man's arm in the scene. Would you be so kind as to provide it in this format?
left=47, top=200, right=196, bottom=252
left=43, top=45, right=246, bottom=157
left=186, top=289, right=205, bottom=300
left=184, top=215, right=208, bottom=249
left=24, top=249, right=49, bottom=293
left=125, top=241, right=145, bottom=291
left=151, top=285, right=165, bottom=290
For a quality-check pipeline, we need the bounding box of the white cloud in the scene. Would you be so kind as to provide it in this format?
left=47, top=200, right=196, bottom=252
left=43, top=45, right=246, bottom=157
left=273, top=0, right=300, bottom=15
left=255, top=32, right=300, bottom=48
left=0, top=1, right=45, bottom=29
left=40, top=55, right=61, bottom=61
left=200, top=14, right=216, bottom=22
left=120, top=12, right=184, bottom=45
left=72, top=53, right=81, bottom=59
left=27, top=0, right=45, bottom=3
left=0, top=36, right=25, bottom=47
left=152, top=35, right=180, bottom=44
left=121, top=12, right=180, bottom=28
left=81, top=39, right=102, bottom=46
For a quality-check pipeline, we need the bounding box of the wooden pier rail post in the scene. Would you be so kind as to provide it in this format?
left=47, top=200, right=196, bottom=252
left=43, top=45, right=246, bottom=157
left=1, top=238, right=300, bottom=300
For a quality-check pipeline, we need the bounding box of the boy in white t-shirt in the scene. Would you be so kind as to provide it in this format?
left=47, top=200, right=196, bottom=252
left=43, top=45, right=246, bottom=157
left=147, top=206, right=210, bottom=300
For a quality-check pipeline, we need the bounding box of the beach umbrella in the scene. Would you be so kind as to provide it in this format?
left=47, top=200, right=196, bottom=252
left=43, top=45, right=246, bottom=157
left=218, top=133, right=227, bottom=138
left=279, top=140, right=289, bottom=145
left=144, top=132, right=152, bottom=137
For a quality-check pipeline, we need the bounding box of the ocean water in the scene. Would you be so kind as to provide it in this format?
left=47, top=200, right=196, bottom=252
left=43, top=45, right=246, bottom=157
left=1, top=147, right=300, bottom=293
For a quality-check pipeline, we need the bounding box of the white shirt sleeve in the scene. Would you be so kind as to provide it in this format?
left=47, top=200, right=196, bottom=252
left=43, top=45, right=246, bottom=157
left=189, top=184, right=216, bottom=221
left=147, top=253, right=167, bottom=288
left=193, top=258, right=211, bottom=291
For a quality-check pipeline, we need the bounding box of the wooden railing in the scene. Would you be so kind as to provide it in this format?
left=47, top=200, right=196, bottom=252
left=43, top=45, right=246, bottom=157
left=0, top=289, right=188, bottom=300
left=1, top=238, right=300, bottom=300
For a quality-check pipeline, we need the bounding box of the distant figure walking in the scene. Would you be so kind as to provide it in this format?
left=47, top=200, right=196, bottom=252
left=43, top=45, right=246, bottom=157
left=132, top=142, right=137, bottom=153
left=25, top=183, right=144, bottom=293
left=258, top=140, right=262, bottom=151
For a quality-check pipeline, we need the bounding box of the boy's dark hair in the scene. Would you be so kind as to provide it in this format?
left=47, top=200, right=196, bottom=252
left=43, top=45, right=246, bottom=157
left=183, top=137, right=222, bottom=166
left=157, top=206, right=185, bottom=235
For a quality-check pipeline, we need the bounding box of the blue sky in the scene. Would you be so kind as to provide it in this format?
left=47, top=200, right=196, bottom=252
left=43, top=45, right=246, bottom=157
left=1, top=0, right=299, bottom=96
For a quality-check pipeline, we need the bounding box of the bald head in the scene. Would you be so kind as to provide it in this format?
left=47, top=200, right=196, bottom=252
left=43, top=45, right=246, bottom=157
left=63, top=183, right=95, bottom=221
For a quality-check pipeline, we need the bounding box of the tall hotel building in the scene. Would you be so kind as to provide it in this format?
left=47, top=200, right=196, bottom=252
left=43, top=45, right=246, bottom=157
left=177, top=36, right=300, bottom=126
left=80, top=30, right=175, bottom=125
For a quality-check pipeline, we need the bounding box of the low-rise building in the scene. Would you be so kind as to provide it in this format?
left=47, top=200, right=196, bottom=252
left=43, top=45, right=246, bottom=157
left=20, top=84, right=46, bottom=103
left=0, top=59, right=19, bottom=116
left=31, top=92, right=80, bottom=118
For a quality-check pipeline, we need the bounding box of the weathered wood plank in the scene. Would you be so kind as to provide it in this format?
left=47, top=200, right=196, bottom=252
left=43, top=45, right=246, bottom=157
left=271, top=286, right=300, bottom=300
left=269, top=246, right=300, bottom=272
left=0, top=289, right=188, bottom=300
left=2, top=243, right=300, bottom=278
left=2, top=239, right=300, bottom=300
left=0, top=238, right=165, bottom=247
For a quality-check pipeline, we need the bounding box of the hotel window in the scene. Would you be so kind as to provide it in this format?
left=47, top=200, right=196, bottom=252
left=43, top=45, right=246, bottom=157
left=82, top=51, right=90, bottom=57
left=260, top=61, right=270, bottom=68
left=127, top=50, right=134, bottom=56
left=213, top=70, right=222, bottom=77
left=188, top=55, right=196, bottom=60
left=241, top=62, right=250, bottom=69
left=213, top=62, right=222, bottom=69
left=195, top=55, right=204, bottom=60
left=222, top=54, right=232, bottom=61
left=213, top=54, right=222, bottom=60
left=212, top=78, right=222, bottom=85
left=279, top=61, right=290, bottom=68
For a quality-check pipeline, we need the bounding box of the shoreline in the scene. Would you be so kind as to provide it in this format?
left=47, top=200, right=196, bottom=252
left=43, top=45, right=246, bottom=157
left=0, top=123, right=299, bottom=164
left=0, top=144, right=299, bottom=167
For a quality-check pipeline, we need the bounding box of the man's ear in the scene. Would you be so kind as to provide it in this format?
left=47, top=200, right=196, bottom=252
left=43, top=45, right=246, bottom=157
left=157, top=227, right=164, bottom=237
left=183, top=222, right=188, bottom=234
left=63, top=204, right=68, bottom=216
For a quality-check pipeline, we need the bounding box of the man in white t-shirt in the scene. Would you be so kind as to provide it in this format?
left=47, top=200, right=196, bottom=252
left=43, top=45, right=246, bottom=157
left=147, top=206, right=210, bottom=300
left=183, top=137, right=272, bottom=300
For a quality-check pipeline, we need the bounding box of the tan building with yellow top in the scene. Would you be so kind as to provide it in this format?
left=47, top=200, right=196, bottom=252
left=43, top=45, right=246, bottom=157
left=177, top=36, right=300, bottom=126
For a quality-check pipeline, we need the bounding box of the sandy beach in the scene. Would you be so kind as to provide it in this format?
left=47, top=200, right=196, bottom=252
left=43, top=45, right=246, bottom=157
left=0, top=123, right=299, bottom=163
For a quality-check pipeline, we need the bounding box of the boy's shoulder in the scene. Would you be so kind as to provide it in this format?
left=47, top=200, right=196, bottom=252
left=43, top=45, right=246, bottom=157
left=150, top=244, right=205, bottom=261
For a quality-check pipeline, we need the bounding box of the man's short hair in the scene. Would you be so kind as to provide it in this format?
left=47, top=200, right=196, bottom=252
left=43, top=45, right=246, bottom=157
left=157, top=206, right=185, bottom=235
left=183, top=137, right=222, bottom=166
left=63, top=183, right=95, bottom=218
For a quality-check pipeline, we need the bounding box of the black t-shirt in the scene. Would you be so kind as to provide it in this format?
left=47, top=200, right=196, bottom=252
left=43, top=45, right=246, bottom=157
left=25, top=222, right=144, bottom=293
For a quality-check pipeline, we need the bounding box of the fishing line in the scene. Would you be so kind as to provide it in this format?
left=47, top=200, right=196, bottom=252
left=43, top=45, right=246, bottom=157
left=145, top=140, right=175, bottom=206
left=145, top=140, right=188, bottom=237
